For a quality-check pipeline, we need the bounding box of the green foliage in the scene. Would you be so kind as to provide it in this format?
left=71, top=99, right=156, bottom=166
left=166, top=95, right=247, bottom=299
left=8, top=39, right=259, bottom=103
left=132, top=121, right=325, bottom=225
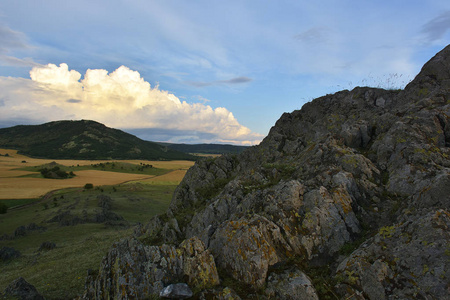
left=381, top=170, right=390, bottom=185
left=86, top=161, right=168, bottom=176
left=0, top=202, right=8, bottom=214
left=39, top=166, right=75, bottom=179
left=262, top=163, right=297, bottom=179
left=84, top=183, right=94, bottom=190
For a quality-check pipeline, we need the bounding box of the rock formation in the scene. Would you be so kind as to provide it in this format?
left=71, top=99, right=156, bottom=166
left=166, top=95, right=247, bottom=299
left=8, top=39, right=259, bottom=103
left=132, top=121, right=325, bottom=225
left=84, top=45, right=450, bottom=299
left=3, top=277, right=44, bottom=300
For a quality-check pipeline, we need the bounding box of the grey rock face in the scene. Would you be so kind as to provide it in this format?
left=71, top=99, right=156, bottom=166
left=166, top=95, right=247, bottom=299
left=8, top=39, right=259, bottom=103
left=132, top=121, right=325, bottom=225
left=266, top=268, right=319, bottom=300
left=83, top=237, right=219, bottom=299
left=336, top=209, right=450, bottom=300
left=209, top=215, right=283, bottom=287
left=160, top=283, right=193, bottom=299
left=85, top=45, right=450, bottom=299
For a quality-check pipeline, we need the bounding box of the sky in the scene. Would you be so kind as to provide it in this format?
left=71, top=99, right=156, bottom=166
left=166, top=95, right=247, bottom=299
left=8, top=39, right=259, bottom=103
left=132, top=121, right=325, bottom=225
left=0, top=1, right=449, bottom=145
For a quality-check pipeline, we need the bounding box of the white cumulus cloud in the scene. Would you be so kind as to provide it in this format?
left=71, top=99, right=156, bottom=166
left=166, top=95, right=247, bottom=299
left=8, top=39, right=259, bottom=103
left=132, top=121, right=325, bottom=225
left=0, top=63, right=262, bottom=145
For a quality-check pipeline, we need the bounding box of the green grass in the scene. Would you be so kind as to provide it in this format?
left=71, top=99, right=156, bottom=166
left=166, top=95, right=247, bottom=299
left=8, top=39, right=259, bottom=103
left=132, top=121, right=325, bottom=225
left=0, top=224, right=132, bottom=299
left=0, top=198, right=40, bottom=208
left=0, top=181, right=177, bottom=299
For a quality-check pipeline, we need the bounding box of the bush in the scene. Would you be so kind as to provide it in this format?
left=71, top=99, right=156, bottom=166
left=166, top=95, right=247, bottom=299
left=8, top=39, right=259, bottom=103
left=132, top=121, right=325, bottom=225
left=0, top=202, right=8, bottom=214
left=84, top=183, right=94, bottom=190
left=39, top=166, right=74, bottom=179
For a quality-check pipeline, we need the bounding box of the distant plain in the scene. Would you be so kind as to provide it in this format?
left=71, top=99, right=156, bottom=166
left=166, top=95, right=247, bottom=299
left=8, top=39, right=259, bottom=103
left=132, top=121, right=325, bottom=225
left=0, top=148, right=194, bottom=199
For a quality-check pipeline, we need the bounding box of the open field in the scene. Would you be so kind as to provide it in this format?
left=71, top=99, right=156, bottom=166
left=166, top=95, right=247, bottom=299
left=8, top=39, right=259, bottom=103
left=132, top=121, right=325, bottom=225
left=0, top=148, right=195, bottom=298
left=0, top=148, right=194, bottom=199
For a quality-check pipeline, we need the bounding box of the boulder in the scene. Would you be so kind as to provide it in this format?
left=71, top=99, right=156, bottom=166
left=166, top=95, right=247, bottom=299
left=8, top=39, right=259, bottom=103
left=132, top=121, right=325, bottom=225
left=38, top=241, right=56, bottom=251
left=0, top=246, right=21, bottom=261
left=160, top=283, right=193, bottom=299
left=266, top=268, right=319, bottom=300
left=4, top=277, right=44, bottom=300
left=179, top=237, right=220, bottom=289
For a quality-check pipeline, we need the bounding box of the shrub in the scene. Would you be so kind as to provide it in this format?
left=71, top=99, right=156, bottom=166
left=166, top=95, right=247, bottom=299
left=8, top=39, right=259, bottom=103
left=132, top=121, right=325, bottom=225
left=39, top=166, right=74, bottom=179
left=0, top=202, right=8, bottom=214
left=84, top=183, right=94, bottom=190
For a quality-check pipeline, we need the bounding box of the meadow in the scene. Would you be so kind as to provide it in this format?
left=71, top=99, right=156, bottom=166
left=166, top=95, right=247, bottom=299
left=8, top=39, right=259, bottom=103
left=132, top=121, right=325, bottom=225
left=0, top=149, right=194, bottom=299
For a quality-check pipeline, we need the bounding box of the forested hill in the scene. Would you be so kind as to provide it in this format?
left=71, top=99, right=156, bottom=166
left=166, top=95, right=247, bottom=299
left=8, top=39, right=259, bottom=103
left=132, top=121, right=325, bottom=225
left=0, top=120, right=196, bottom=160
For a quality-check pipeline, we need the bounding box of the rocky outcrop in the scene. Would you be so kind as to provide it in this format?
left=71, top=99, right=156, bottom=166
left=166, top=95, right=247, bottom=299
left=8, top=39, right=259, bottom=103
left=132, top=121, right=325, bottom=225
left=82, top=237, right=219, bottom=299
left=0, top=246, right=21, bottom=261
left=265, top=268, right=319, bottom=300
left=160, top=283, right=193, bottom=299
left=38, top=241, right=56, bottom=252
left=3, top=277, right=44, bottom=300
left=0, top=223, right=47, bottom=241
left=47, top=195, right=127, bottom=227
left=84, top=45, right=450, bottom=298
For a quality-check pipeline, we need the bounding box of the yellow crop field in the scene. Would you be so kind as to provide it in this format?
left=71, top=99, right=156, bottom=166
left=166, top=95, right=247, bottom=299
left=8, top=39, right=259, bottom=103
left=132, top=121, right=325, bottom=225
left=0, top=148, right=195, bottom=199
left=136, top=169, right=189, bottom=185
left=0, top=171, right=154, bottom=199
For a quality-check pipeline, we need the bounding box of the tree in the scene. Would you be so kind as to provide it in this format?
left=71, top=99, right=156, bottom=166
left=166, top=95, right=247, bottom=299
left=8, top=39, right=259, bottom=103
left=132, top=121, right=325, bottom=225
left=84, top=183, right=94, bottom=190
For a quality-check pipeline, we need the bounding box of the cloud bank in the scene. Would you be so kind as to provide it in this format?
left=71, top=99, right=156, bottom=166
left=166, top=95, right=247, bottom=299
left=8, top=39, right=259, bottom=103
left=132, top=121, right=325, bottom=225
left=0, top=63, right=262, bottom=145
left=421, top=11, right=450, bottom=44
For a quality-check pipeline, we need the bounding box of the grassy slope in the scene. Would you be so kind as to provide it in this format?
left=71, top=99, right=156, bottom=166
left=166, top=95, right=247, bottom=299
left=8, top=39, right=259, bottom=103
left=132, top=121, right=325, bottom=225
left=0, top=173, right=182, bottom=298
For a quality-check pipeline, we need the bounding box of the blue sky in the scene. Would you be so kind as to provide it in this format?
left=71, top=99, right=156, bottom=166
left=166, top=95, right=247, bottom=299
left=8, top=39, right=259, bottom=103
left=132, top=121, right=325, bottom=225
left=0, top=1, right=449, bottom=145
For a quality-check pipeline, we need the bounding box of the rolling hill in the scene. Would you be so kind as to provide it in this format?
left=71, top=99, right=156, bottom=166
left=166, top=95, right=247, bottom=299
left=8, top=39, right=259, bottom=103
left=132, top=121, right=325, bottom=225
left=0, top=120, right=196, bottom=160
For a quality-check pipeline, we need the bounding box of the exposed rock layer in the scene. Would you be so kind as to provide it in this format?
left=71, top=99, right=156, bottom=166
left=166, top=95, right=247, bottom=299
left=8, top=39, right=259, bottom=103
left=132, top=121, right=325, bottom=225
left=85, top=45, right=450, bottom=299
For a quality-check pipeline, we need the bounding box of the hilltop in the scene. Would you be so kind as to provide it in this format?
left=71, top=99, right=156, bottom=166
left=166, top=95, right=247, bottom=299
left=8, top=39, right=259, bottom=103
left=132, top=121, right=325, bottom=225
left=0, top=120, right=196, bottom=161
left=82, top=45, right=450, bottom=299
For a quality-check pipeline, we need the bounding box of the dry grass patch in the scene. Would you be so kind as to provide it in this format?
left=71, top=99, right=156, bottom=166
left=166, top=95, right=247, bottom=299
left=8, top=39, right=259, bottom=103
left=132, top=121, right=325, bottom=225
left=136, top=169, right=188, bottom=185
left=0, top=170, right=154, bottom=199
